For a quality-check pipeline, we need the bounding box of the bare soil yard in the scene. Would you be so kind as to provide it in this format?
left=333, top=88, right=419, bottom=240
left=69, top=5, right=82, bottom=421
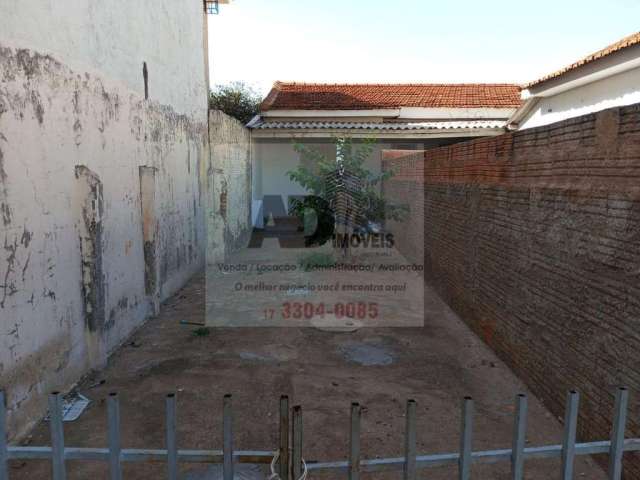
left=9, top=241, right=606, bottom=479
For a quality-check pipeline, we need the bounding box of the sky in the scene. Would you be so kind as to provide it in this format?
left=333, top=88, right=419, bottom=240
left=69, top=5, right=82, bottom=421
left=207, top=0, right=640, bottom=96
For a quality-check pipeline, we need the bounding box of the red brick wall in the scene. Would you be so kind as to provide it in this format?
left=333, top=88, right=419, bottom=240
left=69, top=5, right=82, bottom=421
left=383, top=104, right=640, bottom=476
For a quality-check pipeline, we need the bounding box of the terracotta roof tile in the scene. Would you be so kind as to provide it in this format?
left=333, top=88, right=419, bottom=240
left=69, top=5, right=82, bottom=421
left=260, top=82, right=522, bottom=111
left=526, top=31, right=640, bottom=88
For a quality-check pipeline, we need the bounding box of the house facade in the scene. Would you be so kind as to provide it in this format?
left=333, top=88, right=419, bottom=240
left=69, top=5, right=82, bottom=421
left=248, top=82, right=522, bottom=227
left=510, top=31, right=640, bottom=129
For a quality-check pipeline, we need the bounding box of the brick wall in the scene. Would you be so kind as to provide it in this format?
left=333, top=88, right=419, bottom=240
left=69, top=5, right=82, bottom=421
left=382, top=104, right=640, bottom=476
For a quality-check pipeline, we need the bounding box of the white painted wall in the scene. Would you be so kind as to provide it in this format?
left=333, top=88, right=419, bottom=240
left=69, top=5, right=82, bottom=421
left=254, top=141, right=385, bottom=219
left=0, top=0, right=208, bottom=440
left=519, top=66, right=640, bottom=129
left=0, top=0, right=208, bottom=118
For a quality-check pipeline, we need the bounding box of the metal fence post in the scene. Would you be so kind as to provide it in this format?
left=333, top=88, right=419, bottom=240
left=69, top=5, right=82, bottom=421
left=349, top=402, right=361, bottom=480
left=107, top=393, right=122, bottom=480
left=279, top=395, right=290, bottom=480
left=561, top=390, right=579, bottom=480
left=223, top=394, right=234, bottom=480
left=404, top=400, right=416, bottom=480
left=459, top=397, right=474, bottom=480
left=292, top=406, right=303, bottom=480
left=0, top=391, right=8, bottom=480
left=166, top=394, right=178, bottom=480
left=49, top=392, right=67, bottom=480
left=511, top=394, right=527, bottom=480
left=608, top=387, right=629, bottom=480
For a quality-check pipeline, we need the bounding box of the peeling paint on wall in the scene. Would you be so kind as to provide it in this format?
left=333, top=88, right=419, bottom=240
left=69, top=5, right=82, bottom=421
left=207, top=110, right=253, bottom=264
left=0, top=141, right=11, bottom=227
left=75, top=166, right=104, bottom=332
left=139, top=165, right=160, bottom=313
left=0, top=35, right=209, bottom=441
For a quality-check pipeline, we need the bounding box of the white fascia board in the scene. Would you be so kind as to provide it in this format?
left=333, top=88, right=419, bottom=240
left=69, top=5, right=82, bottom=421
left=251, top=128, right=506, bottom=140
left=261, top=107, right=517, bottom=120
left=260, top=109, right=400, bottom=118
left=527, top=44, right=640, bottom=98
left=398, top=107, right=517, bottom=119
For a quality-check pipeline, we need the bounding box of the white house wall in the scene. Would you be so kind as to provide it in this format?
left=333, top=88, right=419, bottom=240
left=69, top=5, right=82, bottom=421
left=254, top=141, right=387, bottom=219
left=520, top=66, right=640, bottom=129
left=0, top=1, right=208, bottom=440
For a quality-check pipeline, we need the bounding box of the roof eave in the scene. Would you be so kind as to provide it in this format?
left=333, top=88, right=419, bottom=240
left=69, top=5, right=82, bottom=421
left=506, top=97, right=539, bottom=130
left=251, top=127, right=507, bottom=140
left=526, top=43, right=640, bottom=98
left=260, top=107, right=518, bottom=120
left=260, top=109, right=401, bottom=118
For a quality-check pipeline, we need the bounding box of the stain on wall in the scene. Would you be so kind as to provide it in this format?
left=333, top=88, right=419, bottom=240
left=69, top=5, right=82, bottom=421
left=207, top=110, right=253, bottom=264
left=0, top=39, right=208, bottom=441
left=139, top=166, right=159, bottom=312
left=75, top=165, right=105, bottom=332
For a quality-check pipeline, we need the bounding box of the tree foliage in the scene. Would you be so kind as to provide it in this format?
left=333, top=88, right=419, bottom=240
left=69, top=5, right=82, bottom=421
left=209, top=82, right=261, bottom=125
left=287, top=137, right=408, bottom=227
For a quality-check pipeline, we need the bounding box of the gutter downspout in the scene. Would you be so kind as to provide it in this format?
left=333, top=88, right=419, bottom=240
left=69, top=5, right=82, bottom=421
left=506, top=97, right=539, bottom=131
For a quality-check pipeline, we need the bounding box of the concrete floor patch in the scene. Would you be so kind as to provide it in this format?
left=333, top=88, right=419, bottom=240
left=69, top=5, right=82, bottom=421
left=338, top=341, right=396, bottom=366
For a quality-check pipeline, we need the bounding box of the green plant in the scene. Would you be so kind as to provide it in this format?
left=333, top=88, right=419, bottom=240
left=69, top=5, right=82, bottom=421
left=289, top=196, right=335, bottom=246
left=209, top=82, right=261, bottom=124
left=192, top=327, right=210, bottom=337
left=286, top=137, right=408, bottom=226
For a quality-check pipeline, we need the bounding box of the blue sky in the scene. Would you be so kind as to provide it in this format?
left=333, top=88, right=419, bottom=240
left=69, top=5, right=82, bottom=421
left=208, top=0, right=640, bottom=95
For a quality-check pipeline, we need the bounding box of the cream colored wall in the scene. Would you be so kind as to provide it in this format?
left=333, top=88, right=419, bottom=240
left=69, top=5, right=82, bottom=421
left=0, top=1, right=208, bottom=440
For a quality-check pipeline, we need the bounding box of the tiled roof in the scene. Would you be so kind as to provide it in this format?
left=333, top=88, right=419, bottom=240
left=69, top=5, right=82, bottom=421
left=526, top=31, right=640, bottom=88
left=251, top=120, right=506, bottom=131
left=260, top=82, right=522, bottom=111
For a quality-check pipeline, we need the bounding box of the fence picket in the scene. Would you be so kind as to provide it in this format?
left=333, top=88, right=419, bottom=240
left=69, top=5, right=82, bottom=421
left=2, top=388, right=639, bottom=477
left=349, top=402, right=361, bottom=480
left=166, top=394, right=178, bottom=480
left=223, top=395, right=234, bottom=480
left=49, top=392, right=67, bottom=480
left=292, top=406, right=303, bottom=479
left=511, top=394, right=527, bottom=480
left=459, top=397, right=473, bottom=480
left=404, top=400, right=416, bottom=480
left=107, top=393, right=123, bottom=480
left=279, top=395, right=290, bottom=480
left=561, top=390, right=579, bottom=480
left=0, top=391, right=8, bottom=480
left=608, top=387, right=629, bottom=480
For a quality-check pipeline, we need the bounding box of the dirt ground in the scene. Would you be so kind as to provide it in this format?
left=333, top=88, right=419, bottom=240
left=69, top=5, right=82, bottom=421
left=8, top=238, right=608, bottom=479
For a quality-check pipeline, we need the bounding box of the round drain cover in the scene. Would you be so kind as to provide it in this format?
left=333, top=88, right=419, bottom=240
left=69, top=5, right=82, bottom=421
left=311, top=314, right=363, bottom=332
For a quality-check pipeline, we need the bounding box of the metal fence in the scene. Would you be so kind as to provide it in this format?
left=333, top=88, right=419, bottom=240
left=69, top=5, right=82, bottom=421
left=0, top=387, right=638, bottom=480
